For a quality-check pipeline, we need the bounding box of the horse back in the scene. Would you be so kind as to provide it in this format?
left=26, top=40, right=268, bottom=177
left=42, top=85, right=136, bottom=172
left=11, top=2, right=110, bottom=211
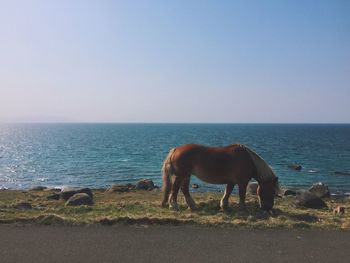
left=171, top=144, right=256, bottom=184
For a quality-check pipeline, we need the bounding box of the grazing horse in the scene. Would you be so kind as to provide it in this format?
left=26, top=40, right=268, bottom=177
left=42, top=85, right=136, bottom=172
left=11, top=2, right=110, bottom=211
left=161, top=144, right=279, bottom=211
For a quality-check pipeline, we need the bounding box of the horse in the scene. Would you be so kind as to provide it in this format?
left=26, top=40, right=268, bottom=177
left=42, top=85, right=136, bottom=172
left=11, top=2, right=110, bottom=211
left=161, top=144, right=279, bottom=212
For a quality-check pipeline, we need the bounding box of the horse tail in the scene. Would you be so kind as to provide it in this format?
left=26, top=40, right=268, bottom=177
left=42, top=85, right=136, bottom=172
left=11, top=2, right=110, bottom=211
left=244, top=146, right=277, bottom=183
left=161, top=148, right=176, bottom=207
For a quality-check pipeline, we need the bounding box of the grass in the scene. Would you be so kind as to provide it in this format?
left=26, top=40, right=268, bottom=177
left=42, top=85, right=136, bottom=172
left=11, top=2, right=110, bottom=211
left=0, top=188, right=349, bottom=229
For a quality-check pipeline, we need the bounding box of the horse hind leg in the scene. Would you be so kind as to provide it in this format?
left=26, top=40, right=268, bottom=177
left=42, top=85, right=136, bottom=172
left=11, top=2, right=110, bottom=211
left=168, top=175, right=183, bottom=211
left=181, top=176, right=197, bottom=211
left=161, top=175, right=171, bottom=208
left=220, top=183, right=234, bottom=211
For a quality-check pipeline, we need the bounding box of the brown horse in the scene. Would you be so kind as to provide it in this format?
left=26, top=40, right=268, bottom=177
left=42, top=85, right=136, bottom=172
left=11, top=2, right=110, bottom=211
left=161, top=144, right=279, bottom=211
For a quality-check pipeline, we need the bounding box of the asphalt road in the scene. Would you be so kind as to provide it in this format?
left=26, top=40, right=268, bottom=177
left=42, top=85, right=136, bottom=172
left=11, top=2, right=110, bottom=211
left=0, top=224, right=349, bottom=263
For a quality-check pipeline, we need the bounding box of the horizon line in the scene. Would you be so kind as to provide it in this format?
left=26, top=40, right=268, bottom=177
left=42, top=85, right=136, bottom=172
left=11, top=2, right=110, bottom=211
left=1, top=122, right=350, bottom=125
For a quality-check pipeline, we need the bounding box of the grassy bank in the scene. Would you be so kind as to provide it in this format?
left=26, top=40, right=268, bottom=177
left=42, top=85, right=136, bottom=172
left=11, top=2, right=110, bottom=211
left=0, top=189, right=349, bottom=229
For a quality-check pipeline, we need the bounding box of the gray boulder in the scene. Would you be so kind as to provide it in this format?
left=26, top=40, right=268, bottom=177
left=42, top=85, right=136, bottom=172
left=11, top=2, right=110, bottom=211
left=106, top=184, right=134, bottom=193
left=288, top=164, right=302, bottom=171
left=136, top=179, right=154, bottom=190
left=334, top=171, right=350, bottom=176
left=60, top=188, right=93, bottom=201
left=247, top=182, right=259, bottom=195
left=295, top=191, right=327, bottom=209
left=65, top=193, right=93, bottom=206
left=309, top=182, right=330, bottom=198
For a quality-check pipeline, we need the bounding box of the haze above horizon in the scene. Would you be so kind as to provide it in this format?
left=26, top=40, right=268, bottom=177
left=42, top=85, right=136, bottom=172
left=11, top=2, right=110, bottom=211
left=1, top=0, right=349, bottom=123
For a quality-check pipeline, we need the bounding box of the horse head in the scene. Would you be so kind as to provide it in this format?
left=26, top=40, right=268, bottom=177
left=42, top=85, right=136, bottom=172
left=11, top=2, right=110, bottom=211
left=257, top=177, right=279, bottom=211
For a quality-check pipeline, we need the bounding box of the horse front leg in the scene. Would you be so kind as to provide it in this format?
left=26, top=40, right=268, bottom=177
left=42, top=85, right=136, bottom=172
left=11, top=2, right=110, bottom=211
left=220, top=183, right=234, bottom=211
left=168, top=175, right=182, bottom=211
left=181, top=176, right=197, bottom=211
left=238, top=182, right=248, bottom=210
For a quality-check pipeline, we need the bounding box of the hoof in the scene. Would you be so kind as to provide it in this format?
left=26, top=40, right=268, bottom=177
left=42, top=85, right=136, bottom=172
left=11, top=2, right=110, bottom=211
left=220, top=207, right=232, bottom=213
left=188, top=205, right=197, bottom=211
left=267, top=209, right=276, bottom=216
left=238, top=204, right=247, bottom=211
left=169, top=203, right=179, bottom=211
left=220, top=200, right=229, bottom=211
left=220, top=205, right=227, bottom=210
left=161, top=201, right=168, bottom=208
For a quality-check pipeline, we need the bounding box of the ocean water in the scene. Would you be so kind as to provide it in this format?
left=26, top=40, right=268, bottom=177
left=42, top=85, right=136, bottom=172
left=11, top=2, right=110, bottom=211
left=0, top=123, right=349, bottom=194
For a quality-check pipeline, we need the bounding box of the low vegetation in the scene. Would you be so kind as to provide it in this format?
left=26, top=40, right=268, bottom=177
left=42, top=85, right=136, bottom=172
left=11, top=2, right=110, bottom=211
left=0, top=189, right=349, bottom=229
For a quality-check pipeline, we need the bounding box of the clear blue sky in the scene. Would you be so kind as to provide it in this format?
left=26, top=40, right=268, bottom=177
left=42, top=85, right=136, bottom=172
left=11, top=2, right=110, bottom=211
left=0, top=0, right=349, bottom=123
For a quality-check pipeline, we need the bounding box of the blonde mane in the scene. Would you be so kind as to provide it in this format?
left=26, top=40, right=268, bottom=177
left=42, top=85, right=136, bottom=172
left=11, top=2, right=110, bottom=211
left=244, top=146, right=276, bottom=182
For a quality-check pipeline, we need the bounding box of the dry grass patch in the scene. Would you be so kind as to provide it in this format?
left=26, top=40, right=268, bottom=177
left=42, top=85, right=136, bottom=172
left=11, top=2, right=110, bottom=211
left=0, top=189, right=349, bottom=229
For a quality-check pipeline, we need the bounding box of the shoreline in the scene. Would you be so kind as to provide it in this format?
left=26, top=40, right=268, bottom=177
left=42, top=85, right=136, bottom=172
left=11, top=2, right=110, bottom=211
left=2, top=182, right=350, bottom=198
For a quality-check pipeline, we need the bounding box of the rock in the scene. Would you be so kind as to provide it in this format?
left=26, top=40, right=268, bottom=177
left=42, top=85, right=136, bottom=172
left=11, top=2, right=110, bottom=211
left=295, top=191, right=327, bottom=209
left=333, top=206, right=345, bottom=215
left=13, top=201, right=32, bottom=210
left=191, top=184, right=199, bottom=189
left=30, top=186, right=47, bottom=191
left=136, top=179, right=154, bottom=190
left=47, top=193, right=60, bottom=200
left=106, top=184, right=132, bottom=193
left=309, top=182, right=330, bottom=198
left=247, top=182, right=259, bottom=195
left=334, top=171, right=350, bottom=176
left=60, top=188, right=93, bottom=201
left=283, top=189, right=297, bottom=196
left=65, top=193, right=93, bottom=206
left=288, top=164, right=302, bottom=171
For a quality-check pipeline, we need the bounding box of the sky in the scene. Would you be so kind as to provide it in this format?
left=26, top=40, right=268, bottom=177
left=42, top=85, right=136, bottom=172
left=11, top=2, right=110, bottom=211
left=0, top=0, right=349, bottom=123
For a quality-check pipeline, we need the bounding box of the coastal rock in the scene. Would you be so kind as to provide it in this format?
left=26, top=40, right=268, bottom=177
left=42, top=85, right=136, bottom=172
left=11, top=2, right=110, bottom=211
left=282, top=189, right=297, bottom=196
left=288, top=164, right=302, bottom=171
left=136, top=179, right=154, bottom=190
left=191, top=184, right=199, bottom=189
left=247, top=182, right=258, bottom=195
left=309, top=182, right=330, bottom=198
left=65, top=193, right=93, bottom=206
left=106, top=184, right=134, bottom=193
left=30, top=186, right=47, bottom=191
left=13, top=201, right=32, bottom=210
left=295, top=191, right=327, bottom=209
left=334, top=171, right=350, bottom=176
left=60, top=188, right=93, bottom=201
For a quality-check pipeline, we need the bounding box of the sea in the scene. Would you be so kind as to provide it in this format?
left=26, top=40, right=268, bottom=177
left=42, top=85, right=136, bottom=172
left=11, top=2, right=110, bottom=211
left=0, top=123, right=349, bottom=194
